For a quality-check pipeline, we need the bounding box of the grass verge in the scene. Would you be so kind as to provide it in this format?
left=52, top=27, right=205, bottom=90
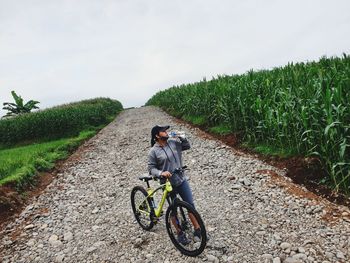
left=209, top=125, right=232, bottom=136
left=182, top=115, right=206, bottom=126
left=0, top=130, right=96, bottom=189
left=244, top=142, right=297, bottom=158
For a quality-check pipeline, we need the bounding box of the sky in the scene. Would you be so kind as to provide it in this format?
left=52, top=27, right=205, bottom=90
left=0, top=0, right=349, bottom=116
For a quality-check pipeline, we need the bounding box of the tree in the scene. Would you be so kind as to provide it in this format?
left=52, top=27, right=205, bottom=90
left=2, top=91, right=40, bottom=118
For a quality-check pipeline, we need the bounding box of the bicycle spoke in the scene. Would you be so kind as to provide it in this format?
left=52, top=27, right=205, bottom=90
left=165, top=200, right=207, bottom=256
left=131, top=186, right=154, bottom=230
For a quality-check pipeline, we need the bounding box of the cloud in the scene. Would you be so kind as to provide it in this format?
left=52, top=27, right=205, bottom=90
left=1, top=0, right=350, bottom=116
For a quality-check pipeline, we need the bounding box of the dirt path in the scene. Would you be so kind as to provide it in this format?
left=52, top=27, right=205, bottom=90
left=0, top=106, right=349, bottom=263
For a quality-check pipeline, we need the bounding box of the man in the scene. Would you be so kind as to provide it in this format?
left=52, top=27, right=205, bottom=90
left=148, top=125, right=201, bottom=245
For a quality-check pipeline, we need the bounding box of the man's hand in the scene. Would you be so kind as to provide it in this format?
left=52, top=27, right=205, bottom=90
left=161, top=171, right=172, bottom=178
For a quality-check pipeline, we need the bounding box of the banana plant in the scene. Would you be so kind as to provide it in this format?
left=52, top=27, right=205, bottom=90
left=2, top=91, right=40, bottom=118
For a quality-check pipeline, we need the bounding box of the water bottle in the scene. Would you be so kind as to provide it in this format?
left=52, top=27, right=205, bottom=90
left=168, top=130, right=186, bottom=139
left=169, top=131, right=177, bottom=138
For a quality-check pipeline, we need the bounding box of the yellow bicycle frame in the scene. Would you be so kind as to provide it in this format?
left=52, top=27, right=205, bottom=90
left=137, top=180, right=173, bottom=218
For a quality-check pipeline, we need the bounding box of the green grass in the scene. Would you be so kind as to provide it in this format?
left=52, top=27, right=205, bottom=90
left=209, top=125, right=232, bottom=135
left=0, top=130, right=96, bottom=188
left=242, top=142, right=297, bottom=158
left=0, top=97, right=123, bottom=190
left=182, top=115, right=206, bottom=126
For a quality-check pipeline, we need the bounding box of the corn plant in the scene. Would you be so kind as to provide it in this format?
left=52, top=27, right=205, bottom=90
left=146, top=54, right=350, bottom=194
left=0, top=98, right=123, bottom=146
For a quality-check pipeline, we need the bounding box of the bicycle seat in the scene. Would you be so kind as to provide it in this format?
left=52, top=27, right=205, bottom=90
left=138, top=174, right=154, bottom=182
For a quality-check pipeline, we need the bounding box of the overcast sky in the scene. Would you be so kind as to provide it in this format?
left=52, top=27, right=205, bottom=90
left=0, top=0, right=349, bottom=116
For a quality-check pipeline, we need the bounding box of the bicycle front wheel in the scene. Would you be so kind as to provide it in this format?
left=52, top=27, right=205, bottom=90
left=131, top=186, right=154, bottom=231
left=165, top=200, right=207, bottom=257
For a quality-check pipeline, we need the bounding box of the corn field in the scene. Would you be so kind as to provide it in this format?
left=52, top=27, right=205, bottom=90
left=0, top=98, right=123, bottom=146
left=147, top=55, right=350, bottom=193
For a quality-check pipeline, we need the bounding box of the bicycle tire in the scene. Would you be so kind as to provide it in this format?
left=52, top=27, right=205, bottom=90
left=165, top=200, right=207, bottom=257
left=131, top=186, right=154, bottom=231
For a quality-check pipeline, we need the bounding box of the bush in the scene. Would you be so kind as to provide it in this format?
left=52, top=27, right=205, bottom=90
left=0, top=98, right=123, bottom=146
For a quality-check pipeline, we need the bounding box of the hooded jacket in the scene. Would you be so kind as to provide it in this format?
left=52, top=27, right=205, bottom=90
left=148, top=137, right=190, bottom=186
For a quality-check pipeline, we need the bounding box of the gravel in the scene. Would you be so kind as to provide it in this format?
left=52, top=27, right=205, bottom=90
left=0, top=106, right=349, bottom=262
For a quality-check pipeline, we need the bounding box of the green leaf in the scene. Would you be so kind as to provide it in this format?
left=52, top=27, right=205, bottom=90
left=11, top=90, right=24, bottom=107
left=324, top=121, right=341, bottom=136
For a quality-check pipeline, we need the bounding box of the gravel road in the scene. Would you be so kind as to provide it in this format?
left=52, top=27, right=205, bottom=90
left=1, top=106, right=349, bottom=263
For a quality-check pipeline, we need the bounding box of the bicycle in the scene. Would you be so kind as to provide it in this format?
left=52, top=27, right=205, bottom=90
left=130, top=166, right=207, bottom=257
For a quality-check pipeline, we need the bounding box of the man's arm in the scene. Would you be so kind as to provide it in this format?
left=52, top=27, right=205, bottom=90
left=179, top=137, right=190, bottom=151
left=148, top=150, right=162, bottom=177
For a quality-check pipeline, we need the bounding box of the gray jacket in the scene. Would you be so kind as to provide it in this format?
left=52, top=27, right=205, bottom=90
left=148, top=137, right=191, bottom=186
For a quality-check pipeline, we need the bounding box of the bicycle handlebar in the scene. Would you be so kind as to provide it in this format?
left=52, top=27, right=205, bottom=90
left=151, top=166, right=189, bottom=180
left=172, top=165, right=188, bottom=173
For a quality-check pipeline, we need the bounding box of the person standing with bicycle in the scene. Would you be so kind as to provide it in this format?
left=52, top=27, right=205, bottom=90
left=148, top=125, right=201, bottom=245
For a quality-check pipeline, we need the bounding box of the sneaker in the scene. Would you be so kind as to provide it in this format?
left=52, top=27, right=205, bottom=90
left=193, top=228, right=201, bottom=239
left=177, top=231, right=190, bottom=245
left=194, top=228, right=211, bottom=242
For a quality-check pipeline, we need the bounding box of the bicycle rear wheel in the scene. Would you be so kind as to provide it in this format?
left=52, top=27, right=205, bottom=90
left=165, top=200, right=207, bottom=257
left=131, top=186, right=154, bottom=230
